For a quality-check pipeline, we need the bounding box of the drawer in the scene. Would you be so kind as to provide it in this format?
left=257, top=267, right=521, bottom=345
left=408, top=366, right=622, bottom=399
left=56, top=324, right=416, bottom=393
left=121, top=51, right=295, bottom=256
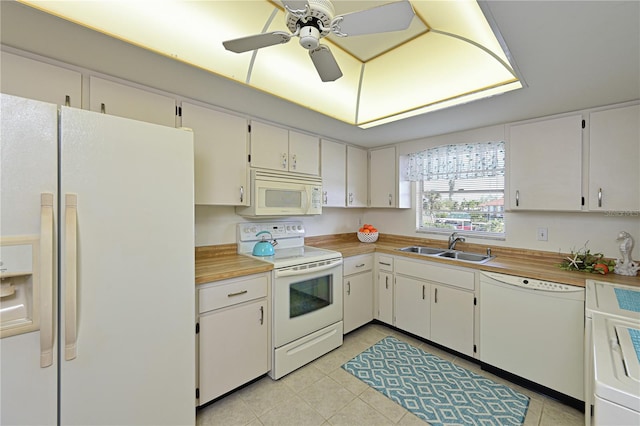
left=343, top=254, right=373, bottom=276
left=376, top=255, right=394, bottom=272
left=199, top=274, right=268, bottom=313
left=396, top=258, right=474, bottom=291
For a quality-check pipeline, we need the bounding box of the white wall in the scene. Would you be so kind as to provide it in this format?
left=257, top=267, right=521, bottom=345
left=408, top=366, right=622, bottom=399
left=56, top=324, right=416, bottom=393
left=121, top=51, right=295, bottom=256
left=361, top=124, right=640, bottom=259
left=361, top=194, right=640, bottom=259
left=195, top=206, right=364, bottom=246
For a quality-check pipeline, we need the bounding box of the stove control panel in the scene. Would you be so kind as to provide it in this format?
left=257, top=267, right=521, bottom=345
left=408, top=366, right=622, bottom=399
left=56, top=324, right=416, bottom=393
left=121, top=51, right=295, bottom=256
left=238, top=221, right=305, bottom=242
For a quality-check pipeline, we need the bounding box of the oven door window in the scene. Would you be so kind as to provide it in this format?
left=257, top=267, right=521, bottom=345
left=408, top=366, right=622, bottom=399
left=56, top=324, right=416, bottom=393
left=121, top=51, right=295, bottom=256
left=289, top=274, right=332, bottom=318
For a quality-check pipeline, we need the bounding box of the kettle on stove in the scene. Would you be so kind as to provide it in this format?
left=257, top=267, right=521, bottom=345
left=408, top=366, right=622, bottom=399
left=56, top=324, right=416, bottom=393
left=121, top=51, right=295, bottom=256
left=252, top=231, right=276, bottom=256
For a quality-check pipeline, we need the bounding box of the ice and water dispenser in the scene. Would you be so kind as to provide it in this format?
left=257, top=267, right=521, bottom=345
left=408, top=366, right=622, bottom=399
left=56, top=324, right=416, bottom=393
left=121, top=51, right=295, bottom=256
left=1, top=239, right=39, bottom=337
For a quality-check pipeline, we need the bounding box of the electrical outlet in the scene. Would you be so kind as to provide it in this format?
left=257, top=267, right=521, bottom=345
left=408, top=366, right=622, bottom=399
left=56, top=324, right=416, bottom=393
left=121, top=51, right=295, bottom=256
left=537, top=227, right=548, bottom=241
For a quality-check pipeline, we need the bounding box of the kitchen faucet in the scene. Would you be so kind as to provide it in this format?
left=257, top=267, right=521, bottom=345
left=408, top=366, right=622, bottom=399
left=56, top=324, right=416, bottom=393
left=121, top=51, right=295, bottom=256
left=448, top=232, right=465, bottom=250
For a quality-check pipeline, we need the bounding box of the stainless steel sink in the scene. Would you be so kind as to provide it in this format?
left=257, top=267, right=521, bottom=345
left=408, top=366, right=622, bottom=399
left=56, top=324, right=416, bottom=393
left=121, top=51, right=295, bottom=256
left=436, top=251, right=493, bottom=263
left=397, top=246, right=446, bottom=255
left=397, top=246, right=494, bottom=264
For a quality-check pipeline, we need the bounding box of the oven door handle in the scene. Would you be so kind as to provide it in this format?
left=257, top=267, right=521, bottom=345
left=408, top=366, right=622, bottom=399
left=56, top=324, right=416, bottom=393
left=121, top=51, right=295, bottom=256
left=274, top=259, right=343, bottom=278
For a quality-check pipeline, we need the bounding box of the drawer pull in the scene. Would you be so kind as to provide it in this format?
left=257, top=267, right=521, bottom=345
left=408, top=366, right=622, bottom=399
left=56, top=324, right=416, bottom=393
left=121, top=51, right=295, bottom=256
left=259, top=305, right=264, bottom=325
left=227, top=290, right=248, bottom=298
left=379, top=262, right=391, bottom=266
left=355, top=263, right=366, bottom=268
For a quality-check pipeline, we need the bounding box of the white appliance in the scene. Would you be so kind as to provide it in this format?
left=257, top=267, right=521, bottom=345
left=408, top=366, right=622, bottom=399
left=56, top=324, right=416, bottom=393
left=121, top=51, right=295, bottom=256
left=592, top=313, right=640, bottom=425
left=0, top=94, right=195, bottom=425
left=237, top=221, right=343, bottom=379
left=585, top=280, right=640, bottom=425
left=479, top=271, right=585, bottom=401
left=235, top=170, right=323, bottom=217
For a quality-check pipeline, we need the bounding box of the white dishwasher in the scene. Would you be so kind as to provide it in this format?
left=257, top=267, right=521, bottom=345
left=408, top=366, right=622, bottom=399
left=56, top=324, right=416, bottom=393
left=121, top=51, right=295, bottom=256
left=479, top=271, right=585, bottom=401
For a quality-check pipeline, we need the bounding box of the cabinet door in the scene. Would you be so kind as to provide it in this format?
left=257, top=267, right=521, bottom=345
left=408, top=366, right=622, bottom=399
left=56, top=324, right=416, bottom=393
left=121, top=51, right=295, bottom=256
left=376, top=271, right=394, bottom=325
left=589, top=104, right=640, bottom=212
left=250, top=121, right=289, bottom=171
left=89, top=77, right=176, bottom=127
left=1, top=51, right=82, bottom=108
left=343, top=271, right=374, bottom=334
left=394, top=276, right=430, bottom=339
left=369, top=147, right=396, bottom=207
left=182, top=102, right=248, bottom=205
left=289, top=130, right=319, bottom=175
left=321, top=139, right=346, bottom=207
left=508, top=114, right=583, bottom=211
left=199, top=299, right=268, bottom=405
left=430, top=285, right=474, bottom=357
left=346, top=145, right=368, bottom=207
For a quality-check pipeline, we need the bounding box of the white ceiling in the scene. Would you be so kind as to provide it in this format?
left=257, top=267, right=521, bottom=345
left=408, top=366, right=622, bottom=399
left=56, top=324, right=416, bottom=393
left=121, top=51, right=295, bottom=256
left=1, top=1, right=639, bottom=148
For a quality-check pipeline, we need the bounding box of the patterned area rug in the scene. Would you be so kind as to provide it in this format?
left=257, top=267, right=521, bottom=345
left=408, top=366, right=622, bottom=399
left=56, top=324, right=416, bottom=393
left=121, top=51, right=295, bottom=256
left=342, top=336, right=529, bottom=426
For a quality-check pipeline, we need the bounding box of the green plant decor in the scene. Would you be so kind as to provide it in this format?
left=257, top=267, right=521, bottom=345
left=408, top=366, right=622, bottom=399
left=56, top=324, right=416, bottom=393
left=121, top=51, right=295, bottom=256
left=558, top=242, right=616, bottom=274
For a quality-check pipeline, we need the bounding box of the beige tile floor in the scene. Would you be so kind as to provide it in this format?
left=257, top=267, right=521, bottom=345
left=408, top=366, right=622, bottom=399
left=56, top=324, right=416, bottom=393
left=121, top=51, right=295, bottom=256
left=197, top=323, right=584, bottom=426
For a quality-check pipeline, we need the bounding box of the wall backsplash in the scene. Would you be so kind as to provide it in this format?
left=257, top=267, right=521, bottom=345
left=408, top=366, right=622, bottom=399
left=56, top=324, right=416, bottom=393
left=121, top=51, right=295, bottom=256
left=195, top=203, right=639, bottom=260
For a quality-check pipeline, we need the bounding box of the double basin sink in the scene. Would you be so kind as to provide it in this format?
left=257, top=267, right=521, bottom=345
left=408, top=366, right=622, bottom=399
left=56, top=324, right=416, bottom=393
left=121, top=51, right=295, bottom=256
left=397, top=246, right=495, bottom=264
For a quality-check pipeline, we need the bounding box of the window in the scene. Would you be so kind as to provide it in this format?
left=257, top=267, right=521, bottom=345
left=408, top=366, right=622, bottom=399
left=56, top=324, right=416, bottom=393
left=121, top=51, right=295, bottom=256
left=405, top=141, right=505, bottom=237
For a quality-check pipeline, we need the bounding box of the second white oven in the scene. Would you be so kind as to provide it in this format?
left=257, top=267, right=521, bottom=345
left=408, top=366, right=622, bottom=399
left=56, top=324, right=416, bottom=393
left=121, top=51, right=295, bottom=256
left=272, top=257, right=343, bottom=348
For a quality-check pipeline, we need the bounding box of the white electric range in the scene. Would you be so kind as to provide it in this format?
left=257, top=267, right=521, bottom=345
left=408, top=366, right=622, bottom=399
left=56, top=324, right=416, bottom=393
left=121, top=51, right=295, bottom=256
left=585, top=280, right=640, bottom=426
left=237, top=221, right=343, bottom=379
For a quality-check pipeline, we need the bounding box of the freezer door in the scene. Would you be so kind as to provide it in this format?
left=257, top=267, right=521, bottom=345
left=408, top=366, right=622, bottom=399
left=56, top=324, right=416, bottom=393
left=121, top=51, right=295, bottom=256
left=58, top=107, right=195, bottom=425
left=0, top=94, right=58, bottom=425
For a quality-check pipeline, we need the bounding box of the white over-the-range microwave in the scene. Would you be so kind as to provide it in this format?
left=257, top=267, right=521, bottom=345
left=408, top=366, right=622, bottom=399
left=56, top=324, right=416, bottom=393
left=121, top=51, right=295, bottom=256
left=235, top=169, right=322, bottom=217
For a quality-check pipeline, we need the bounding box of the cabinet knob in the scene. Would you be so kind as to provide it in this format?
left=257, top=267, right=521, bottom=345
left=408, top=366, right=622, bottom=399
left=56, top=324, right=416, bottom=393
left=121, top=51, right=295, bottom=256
left=388, top=194, right=392, bottom=206
left=515, top=190, right=520, bottom=207
left=240, top=186, right=244, bottom=203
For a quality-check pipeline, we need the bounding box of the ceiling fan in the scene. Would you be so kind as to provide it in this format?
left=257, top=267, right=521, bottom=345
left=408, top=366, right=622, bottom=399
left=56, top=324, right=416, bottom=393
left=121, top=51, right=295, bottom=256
left=222, top=0, right=415, bottom=82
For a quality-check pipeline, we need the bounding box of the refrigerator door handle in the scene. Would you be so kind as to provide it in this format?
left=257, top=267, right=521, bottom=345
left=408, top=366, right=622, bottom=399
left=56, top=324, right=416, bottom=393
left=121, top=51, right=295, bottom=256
left=40, top=193, right=55, bottom=368
left=64, top=194, right=78, bottom=361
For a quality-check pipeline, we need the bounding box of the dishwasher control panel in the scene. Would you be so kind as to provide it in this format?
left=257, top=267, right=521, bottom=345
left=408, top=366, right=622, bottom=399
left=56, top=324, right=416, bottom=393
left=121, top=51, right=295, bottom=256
left=480, top=271, right=582, bottom=292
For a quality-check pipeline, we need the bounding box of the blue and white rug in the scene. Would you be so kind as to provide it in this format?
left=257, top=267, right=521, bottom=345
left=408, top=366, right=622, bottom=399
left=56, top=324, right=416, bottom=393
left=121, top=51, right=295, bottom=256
left=342, top=336, right=530, bottom=426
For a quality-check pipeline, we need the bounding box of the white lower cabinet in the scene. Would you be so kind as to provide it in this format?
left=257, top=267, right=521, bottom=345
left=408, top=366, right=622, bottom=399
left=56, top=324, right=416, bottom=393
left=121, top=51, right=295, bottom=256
left=375, top=255, right=394, bottom=325
left=394, top=257, right=476, bottom=356
left=197, top=274, right=270, bottom=405
left=377, top=271, right=394, bottom=325
left=394, top=275, right=430, bottom=339
left=343, top=254, right=374, bottom=334
left=430, top=284, right=475, bottom=357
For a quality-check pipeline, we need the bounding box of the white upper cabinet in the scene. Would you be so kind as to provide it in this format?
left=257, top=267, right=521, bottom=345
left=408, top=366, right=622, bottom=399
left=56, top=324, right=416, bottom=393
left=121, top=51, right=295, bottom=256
left=508, top=114, right=583, bottom=211
left=289, top=130, right=320, bottom=175
left=89, top=77, right=177, bottom=127
left=346, top=145, right=368, bottom=207
left=1, top=51, right=82, bottom=107
left=369, top=146, right=410, bottom=208
left=250, top=121, right=319, bottom=175
left=588, top=104, right=640, bottom=212
left=181, top=102, right=249, bottom=206
left=321, top=139, right=347, bottom=207
left=369, top=147, right=396, bottom=207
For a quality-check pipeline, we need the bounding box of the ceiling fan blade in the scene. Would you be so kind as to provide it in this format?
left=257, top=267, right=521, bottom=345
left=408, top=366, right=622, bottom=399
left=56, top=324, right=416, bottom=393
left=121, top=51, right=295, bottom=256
left=222, top=31, right=291, bottom=53
left=332, top=1, right=415, bottom=37
left=309, top=45, right=343, bottom=82
left=281, top=0, right=309, bottom=14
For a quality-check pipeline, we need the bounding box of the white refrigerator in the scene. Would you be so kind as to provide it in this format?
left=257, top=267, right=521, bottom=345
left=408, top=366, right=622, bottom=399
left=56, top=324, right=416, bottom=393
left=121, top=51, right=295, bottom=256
left=0, top=94, right=195, bottom=425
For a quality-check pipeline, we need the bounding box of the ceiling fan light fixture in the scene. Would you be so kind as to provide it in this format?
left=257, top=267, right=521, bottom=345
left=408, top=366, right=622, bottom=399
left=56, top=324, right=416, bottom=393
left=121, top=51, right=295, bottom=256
left=299, top=26, right=320, bottom=50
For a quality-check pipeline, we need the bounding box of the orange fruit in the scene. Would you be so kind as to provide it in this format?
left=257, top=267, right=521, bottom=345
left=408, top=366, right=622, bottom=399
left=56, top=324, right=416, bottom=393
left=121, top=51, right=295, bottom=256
left=363, top=229, right=371, bottom=233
